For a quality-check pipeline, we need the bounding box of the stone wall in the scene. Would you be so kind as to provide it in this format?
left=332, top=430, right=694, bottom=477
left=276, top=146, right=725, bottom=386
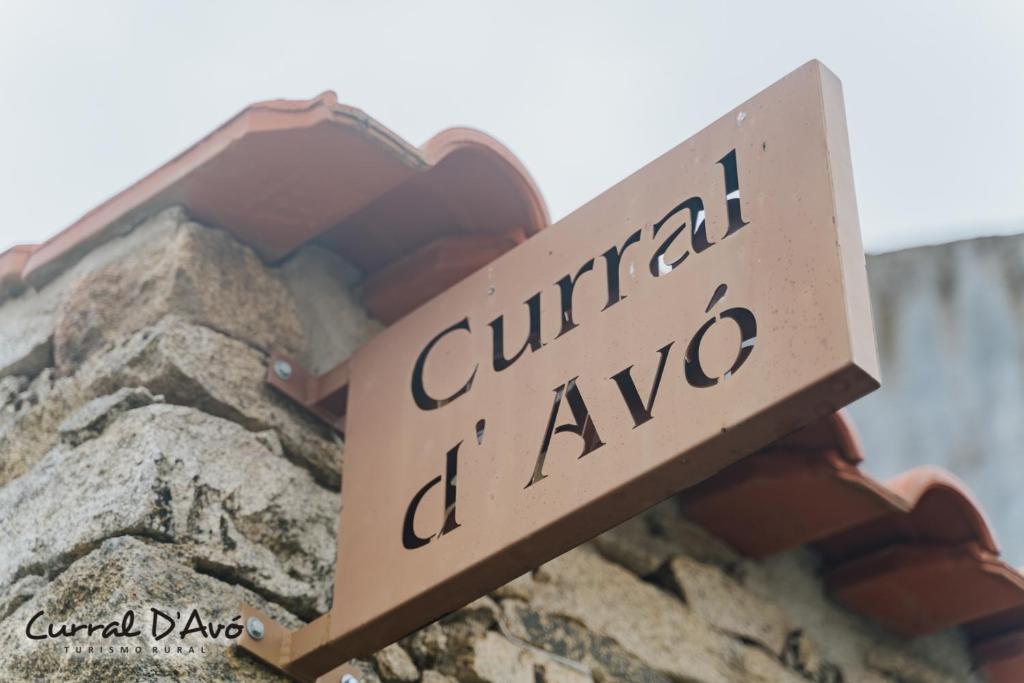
left=0, top=211, right=980, bottom=682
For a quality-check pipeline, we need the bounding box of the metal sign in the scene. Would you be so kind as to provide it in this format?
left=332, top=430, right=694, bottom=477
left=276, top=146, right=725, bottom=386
left=239, top=60, right=879, bottom=682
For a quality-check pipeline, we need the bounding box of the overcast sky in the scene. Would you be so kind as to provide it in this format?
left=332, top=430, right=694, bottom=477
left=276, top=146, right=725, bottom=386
left=1, top=1, right=1021, bottom=256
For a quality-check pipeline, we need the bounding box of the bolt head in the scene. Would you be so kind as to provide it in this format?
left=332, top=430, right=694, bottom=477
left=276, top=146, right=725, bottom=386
left=341, top=674, right=359, bottom=683
left=273, top=359, right=293, bottom=381
left=246, top=617, right=265, bottom=641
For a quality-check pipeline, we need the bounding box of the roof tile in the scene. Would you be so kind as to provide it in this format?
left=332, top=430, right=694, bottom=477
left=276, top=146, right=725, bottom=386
left=687, top=411, right=1024, bottom=680
left=7, top=93, right=547, bottom=324
left=0, top=245, right=32, bottom=299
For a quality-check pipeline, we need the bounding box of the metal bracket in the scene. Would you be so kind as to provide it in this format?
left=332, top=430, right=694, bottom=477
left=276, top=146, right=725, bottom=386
left=246, top=355, right=364, bottom=681
left=238, top=603, right=364, bottom=682
left=266, top=353, right=349, bottom=435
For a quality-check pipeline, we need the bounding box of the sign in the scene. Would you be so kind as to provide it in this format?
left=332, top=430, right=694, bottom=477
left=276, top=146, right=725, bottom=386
left=240, top=60, right=879, bottom=682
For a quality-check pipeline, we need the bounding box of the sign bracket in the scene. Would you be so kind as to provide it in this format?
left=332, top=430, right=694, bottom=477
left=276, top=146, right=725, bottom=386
left=266, top=353, right=349, bottom=435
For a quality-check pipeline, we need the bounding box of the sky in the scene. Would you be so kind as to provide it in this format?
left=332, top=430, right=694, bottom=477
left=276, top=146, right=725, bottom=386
left=1, top=1, right=1022, bottom=255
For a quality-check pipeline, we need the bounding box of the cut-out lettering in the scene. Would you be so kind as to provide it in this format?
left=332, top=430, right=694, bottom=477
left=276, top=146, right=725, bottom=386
left=718, top=149, right=749, bottom=238
left=402, top=441, right=464, bottom=549
left=649, top=197, right=705, bottom=277
left=412, top=318, right=478, bottom=411
left=610, top=342, right=674, bottom=428
left=402, top=475, right=442, bottom=550
left=601, top=229, right=642, bottom=310
left=526, top=378, right=605, bottom=488
left=555, top=259, right=596, bottom=338
left=685, top=285, right=757, bottom=388
left=490, top=293, right=543, bottom=372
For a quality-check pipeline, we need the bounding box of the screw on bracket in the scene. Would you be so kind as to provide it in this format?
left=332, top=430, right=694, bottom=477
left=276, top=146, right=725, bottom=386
left=273, top=359, right=293, bottom=381
left=246, top=617, right=265, bottom=641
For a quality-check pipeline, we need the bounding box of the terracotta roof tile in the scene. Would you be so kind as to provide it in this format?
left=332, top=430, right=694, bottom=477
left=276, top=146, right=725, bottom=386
left=816, top=467, right=999, bottom=564
left=678, top=446, right=904, bottom=558
left=0, top=244, right=33, bottom=299
left=6, top=92, right=548, bottom=322
left=827, top=542, right=1024, bottom=635
left=685, top=411, right=1024, bottom=680
left=974, top=631, right=1024, bottom=682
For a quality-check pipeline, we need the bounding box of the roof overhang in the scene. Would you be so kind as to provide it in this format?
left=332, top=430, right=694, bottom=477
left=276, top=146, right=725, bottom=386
left=4, top=91, right=549, bottom=323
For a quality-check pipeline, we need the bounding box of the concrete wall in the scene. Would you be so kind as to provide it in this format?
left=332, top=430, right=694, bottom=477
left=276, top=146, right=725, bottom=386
left=0, top=210, right=979, bottom=682
left=849, top=234, right=1024, bottom=565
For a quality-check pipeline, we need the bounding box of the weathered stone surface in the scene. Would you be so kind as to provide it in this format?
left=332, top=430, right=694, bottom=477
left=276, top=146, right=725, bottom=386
left=647, top=502, right=741, bottom=571
left=399, top=601, right=513, bottom=679
left=667, top=555, right=792, bottom=655
left=464, top=631, right=592, bottom=683
left=500, top=599, right=671, bottom=683
left=865, top=643, right=967, bottom=683
left=373, top=643, right=419, bottom=681
left=0, top=536, right=297, bottom=682
left=492, top=572, right=536, bottom=602
left=0, top=404, right=338, bottom=619
left=57, top=386, right=162, bottom=446
left=0, top=285, right=56, bottom=381
left=528, top=546, right=740, bottom=683
left=1, top=219, right=365, bottom=488
left=277, top=244, right=383, bottom=374
left=453, top=596, right=501, bottom=631
left=421, top=670, right=458, bottom=683
left=0, top=367, right=76, bottom=485
left=0, top=574, right=46, bottom=622
left=732, top=645, right=808, bottom=683
left=742, top=548, right=980, bottom=683
left=410, top=605, right=603, bottom=683
left=780, top=630, right=842, bottom=683
left=99, top=319, right=343, bottom=486
left=593, top=504, right=742, bottom=581
left=0, top=306, right=51, bottom=378
left=53, top=219, right=304, bottom=374
left=345, top=657, right=384, bottom=683
left=0, top=206, right=185, bottom=381
left=593, top=516, right=678, bottom=578
left=0, top=318, right=341, bottom=488
left=0, top=374, right=28, bottom=408
left=402, top=621, right=450, bottom=670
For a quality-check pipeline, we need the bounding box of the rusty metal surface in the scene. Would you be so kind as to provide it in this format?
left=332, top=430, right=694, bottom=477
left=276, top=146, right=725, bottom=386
left=239, top=59, right=880, bottom=680
left=362, top=228, right=528, bottom=324
left=313, top=662, right=365, bottom=683
left=267, top=353, right=349, bottom=433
